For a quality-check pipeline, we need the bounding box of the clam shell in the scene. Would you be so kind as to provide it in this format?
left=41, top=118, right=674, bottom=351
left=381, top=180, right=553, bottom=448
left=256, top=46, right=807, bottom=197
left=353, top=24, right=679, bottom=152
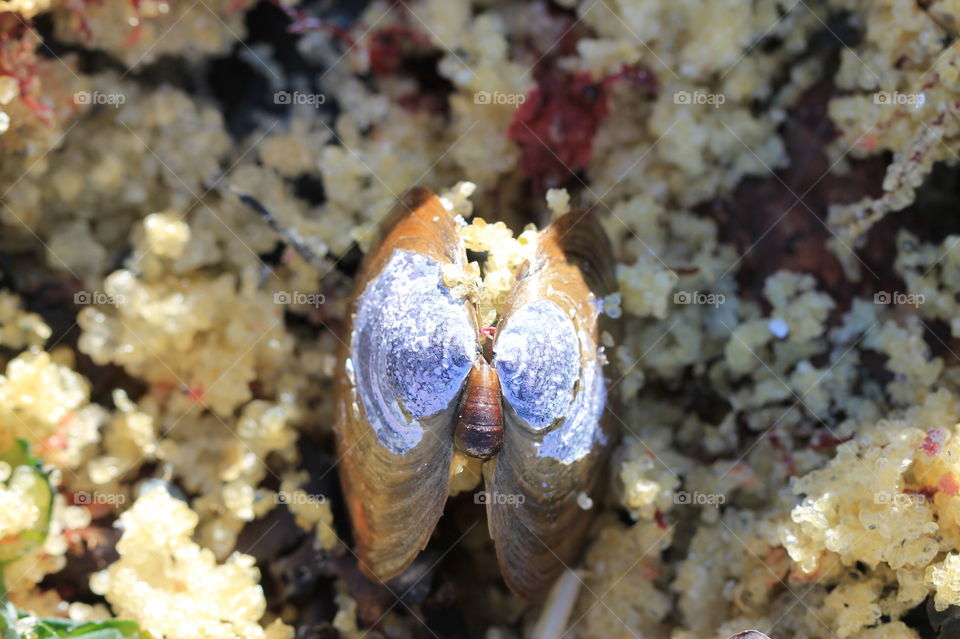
left=336, top=187, right=477, bottom=582
left=336, top=190, right=618, bottom=601
left=485, top=208, right=617, bottom=602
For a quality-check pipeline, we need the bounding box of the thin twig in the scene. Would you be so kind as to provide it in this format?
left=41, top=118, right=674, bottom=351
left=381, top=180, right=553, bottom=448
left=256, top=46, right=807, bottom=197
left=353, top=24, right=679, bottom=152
left=230, top=185, right=326, bottom=271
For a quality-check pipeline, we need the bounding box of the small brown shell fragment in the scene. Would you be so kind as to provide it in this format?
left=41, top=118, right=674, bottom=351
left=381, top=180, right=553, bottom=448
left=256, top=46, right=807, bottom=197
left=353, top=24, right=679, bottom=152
left=454, top=358, right=504, bottom=460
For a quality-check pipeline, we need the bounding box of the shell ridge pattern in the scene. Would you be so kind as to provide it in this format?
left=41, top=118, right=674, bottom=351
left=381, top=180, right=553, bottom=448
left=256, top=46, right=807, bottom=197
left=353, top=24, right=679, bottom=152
left=494, top=299, right=579, bottom=433
left=352, top=249, right=475, bottom=455
left=538, top=353, right=607, bottom=462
